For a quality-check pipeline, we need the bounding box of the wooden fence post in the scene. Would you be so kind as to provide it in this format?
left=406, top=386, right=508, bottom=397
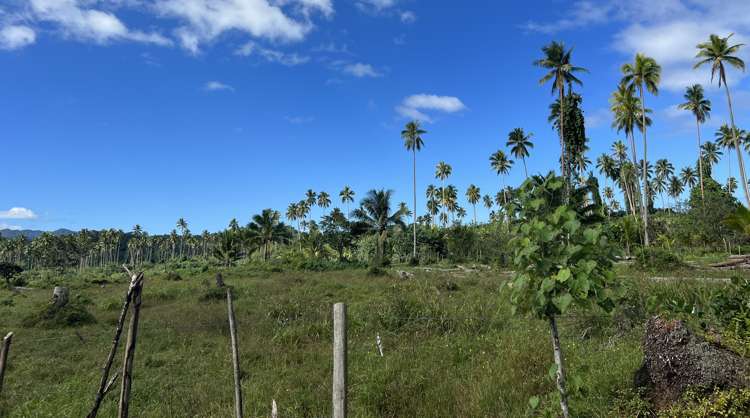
left=0, top=332, right=13, bottom=396
left=87, top=272, right=143, bottom=418
left=333, top=303, right=347, bottom=418
left=118, top=275, right=144, bottom=418
left=227, top=288, right=243, bottom=418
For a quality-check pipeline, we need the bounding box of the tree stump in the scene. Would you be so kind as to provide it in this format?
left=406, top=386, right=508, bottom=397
left=53, top=287, right=69, bottom=308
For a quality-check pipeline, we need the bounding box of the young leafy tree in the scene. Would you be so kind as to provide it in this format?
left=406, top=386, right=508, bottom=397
left=507, top=173, right=619, bottom=418
left=506, top=128, right=534, bottom=178
left=352, top=189, right=407, bottom=266
left=0, top=261, right=22, bottom=288
left=534, top=41, right=587, bottom=179
left=402, top=120, right=426, bottom=260
left=466, top=184, right=481, bottom=224
left=679, top=84, right=711, bottom=201
left=695, top=33, right=750, bottom=206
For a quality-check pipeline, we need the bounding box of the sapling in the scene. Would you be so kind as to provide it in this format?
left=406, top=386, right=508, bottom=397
left=507, top=173, right=619, bottom=417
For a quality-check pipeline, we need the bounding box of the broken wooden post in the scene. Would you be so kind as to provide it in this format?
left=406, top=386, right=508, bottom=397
left=271, top=399, right=278, bottom=418
left=227, top=288, right=243, bottom=418
left=53, top=286, right=69, bottom=308
left=333, top=303, right=347, bottom=418
left=376, top=334, right=384, bottom=357
left=87, top=272, right=143, bottom=418
left=0, top=332, right=13, bottom=396
left=117, top=275, right=144, bottom=418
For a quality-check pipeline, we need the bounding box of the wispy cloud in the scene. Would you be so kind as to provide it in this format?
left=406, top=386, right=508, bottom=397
left=236, top=41, right=309, bottom=66
left=396, top=94, right=467, bottom=122
left=204, top=81, right=234, bottom=92
left=342, top=62, right=381, bottom=78
left=0, top=25, right=36, bottom=50
left=400, top=11, right=416, bottom=24
left=0, top=207, right=37, bottom=220
left=0, top=223, right=22, bottom=231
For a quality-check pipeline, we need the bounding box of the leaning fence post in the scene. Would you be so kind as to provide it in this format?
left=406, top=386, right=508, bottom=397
left=333, top=303, right=347, bottom=418
left=118, top=275, right=144, bottom=418
left=227, top=288, right=243, bottom=418
left=0, top=332, right=13, bottom=396
left=87, top=272, right=143, bottom=418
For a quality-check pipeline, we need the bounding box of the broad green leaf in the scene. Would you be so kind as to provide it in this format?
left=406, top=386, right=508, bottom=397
left=553, top=292, right=573, bottom=313
left=548, top=363, right=558, bottom=380
left=555, top=268, right=571, bottom=283
left=528, top=396, right=540, bottom=409
left=541, top=277, right=555, bottom=293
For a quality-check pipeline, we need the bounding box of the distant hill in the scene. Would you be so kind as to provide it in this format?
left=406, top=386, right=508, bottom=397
left=0, top=229, right=76, bottom=239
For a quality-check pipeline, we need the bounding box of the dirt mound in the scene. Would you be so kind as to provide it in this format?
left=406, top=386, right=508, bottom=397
left=634, top=316, right=750, bottom=408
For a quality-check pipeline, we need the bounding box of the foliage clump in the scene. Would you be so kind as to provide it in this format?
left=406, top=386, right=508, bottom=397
left=634, top=247, right=686, bottom=271
left=22, top=297, right=96, bottom=328
left=659, top=388, right=750, bottom=418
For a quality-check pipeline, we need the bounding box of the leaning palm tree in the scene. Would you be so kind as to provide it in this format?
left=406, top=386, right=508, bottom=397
left=506, top=128, right=534, bottom=178
left=435, top=162, right=452, bottom=226
left=402, top=120, right=426, bottom=260
left=465, top=184, right=481, bottom=224
left=339, top=186, right=355, bottom=217
left=534, top=41, right=587, bottom=180
left=678, top=84, right=711, bottom=201
left=695, top=33, right=750, bottom=206
left=247, top=209, right=290, bottom=261
left=352, top=190, right=407, bottom=266
left=490, top=150, right=514, bottom=205
left=621, top=53, right=661, bottom=246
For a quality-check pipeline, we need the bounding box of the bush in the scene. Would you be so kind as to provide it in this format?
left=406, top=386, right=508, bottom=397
left=659, top=388, right=750, bottom=417
left=22, top=301, right=96, bottom=328
left=164, top=271, right=182, bottom=281
left=634, top=247, right=685, bottom=271
left=199, top=286, right=229, bottom=302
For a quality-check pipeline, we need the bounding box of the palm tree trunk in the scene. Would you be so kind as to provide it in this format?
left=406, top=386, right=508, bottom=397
left=412, top=149, right=417, bottom=260
left=639, top=85, right=650, bottom=247
left=473, top=203, right=477, bottom=225
left=558, top=86, right=567, bottom=182
left=522, top=156, right=528, bottom=179
left=724, top=81, right=750, bottom=207
left=696, top=118, right=705, bottom=203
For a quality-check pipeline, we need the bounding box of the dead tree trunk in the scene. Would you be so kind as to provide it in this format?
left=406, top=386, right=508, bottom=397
left=227, top=288, right=243, bottom=418
left=87, top=272, right=143, bottom=418
left=118, top=276, right=144, bottom=418
left=548, top=315, right=570, bottom=418
left=0, top=332, right=13, bottom=396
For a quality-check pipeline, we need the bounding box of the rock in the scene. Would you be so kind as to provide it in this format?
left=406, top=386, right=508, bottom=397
left=52, top=286, right=69, bottom=308
left=396, top=270, right=414, bottom=279
left=635, top=316, right=750, bottom=408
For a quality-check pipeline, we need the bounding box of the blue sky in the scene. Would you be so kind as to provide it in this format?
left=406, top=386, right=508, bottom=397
left=4, top=0, right=750, bottom=233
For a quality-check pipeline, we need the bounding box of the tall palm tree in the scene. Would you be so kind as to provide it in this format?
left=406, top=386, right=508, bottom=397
left=701, top=141, right=722, bottom=172
left=655, top=159, right=674, bottom=209
left=534, top=41, right=587, bottom=181
left=596, top=154, right=617, bottom=188
left=726, top=177, right=738, bottom=194
left=506, top=128, right=534, bottom=178
left=695, top=33, right=750, bottom=206
left=716, top=124, right=739, bottom=178
left=352, top=189, right=406, bottom=266
left=678, top=84, right=711, bottom=201
left=317, top=191, right=331, bottom=217
left=402, top=120, right=426, bottom=259
left=339, top=186, right=355, bottom=217
left=176, top=218, right=188, bottom=258
left=490, top=150, right=514, bottom=205
left=482, top=194, right=493, bottom=212
left=680, top=166, right=698, bottom=189
left=466, top=184, right=481, bottom=224
left=668, top=176, right=684, bottom=208
left=621, top=53, right=661, bottom=246
left=247, top=209, right=290, bottom=261
left=435, top=162, right=452, bottom=226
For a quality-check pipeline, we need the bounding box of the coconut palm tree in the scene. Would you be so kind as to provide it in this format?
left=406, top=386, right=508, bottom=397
left=534, top=41, right=587, bottom=181
left=317, top=191, right=331, bottom=217
left=176, top=218, right=188, bottom=258
left=668, top=176, right=684, bottom=208
left=482, top=194, right=493, bottom=212
left=678, top=84, right=711, bottom=201
left=490, top=150, right=514, bottom=206
left=596, top=154, right=617, bottom=188
left=352, top=189, right=407, bottom=266
left=466, top=184, right=481, bottom=224
left=695, top=33, right=749, bottom=206
left=506, top=128, right=534, bottom=178
left=401, top=120, right=426, bottom=259
left=655, top=159, right=674, bottom=209
left=701, top=141, right=722, bottom=172
left=680, top=167, right=698, bottom=189
left=247, top=209, right=290, bottom=261
left=340, top=186, right=355, bottom=217
left=435, top=162, right=452, bottom=225
left=305, top=189, right=317, bottom=209
left=621, top=53, right=661, bottom=246
left=726, top=177, right=738, bottom=194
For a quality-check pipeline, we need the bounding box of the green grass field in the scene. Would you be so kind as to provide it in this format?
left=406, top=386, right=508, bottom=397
left=0, top=264, right=742, bottom=417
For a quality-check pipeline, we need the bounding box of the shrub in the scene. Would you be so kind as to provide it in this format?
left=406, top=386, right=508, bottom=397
left=22, top=301, right=96, bottom=328
left=164, top=271, right=182, bottom=281
left=634, top=247, right=685, bottom=271
left=199, top=286, right=229, bottom=302
left=659, top=388, right=750, bottom=417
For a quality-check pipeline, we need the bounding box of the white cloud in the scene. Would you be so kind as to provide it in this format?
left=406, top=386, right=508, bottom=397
left=0, top=25, right=36, bottom=50
left=204, top=81, right=234, bottom=91
left=524, top=0, right=750, bottom=92
left=235, top=40, right=309, bottom=66
left=396, top=94, right=467, bottom=122
left=29, top=0, right=171, bottom=45
left=400, top=11, right=416, bottom=24
left=0, top=223, right=22, bottom=231
left=357, top=0, right=397, bottom=12
left=342, top=62, right=381, bottom=77
left=155, top=0, right=328, bottom=53
left=0, top=207, right=38, bottom=220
